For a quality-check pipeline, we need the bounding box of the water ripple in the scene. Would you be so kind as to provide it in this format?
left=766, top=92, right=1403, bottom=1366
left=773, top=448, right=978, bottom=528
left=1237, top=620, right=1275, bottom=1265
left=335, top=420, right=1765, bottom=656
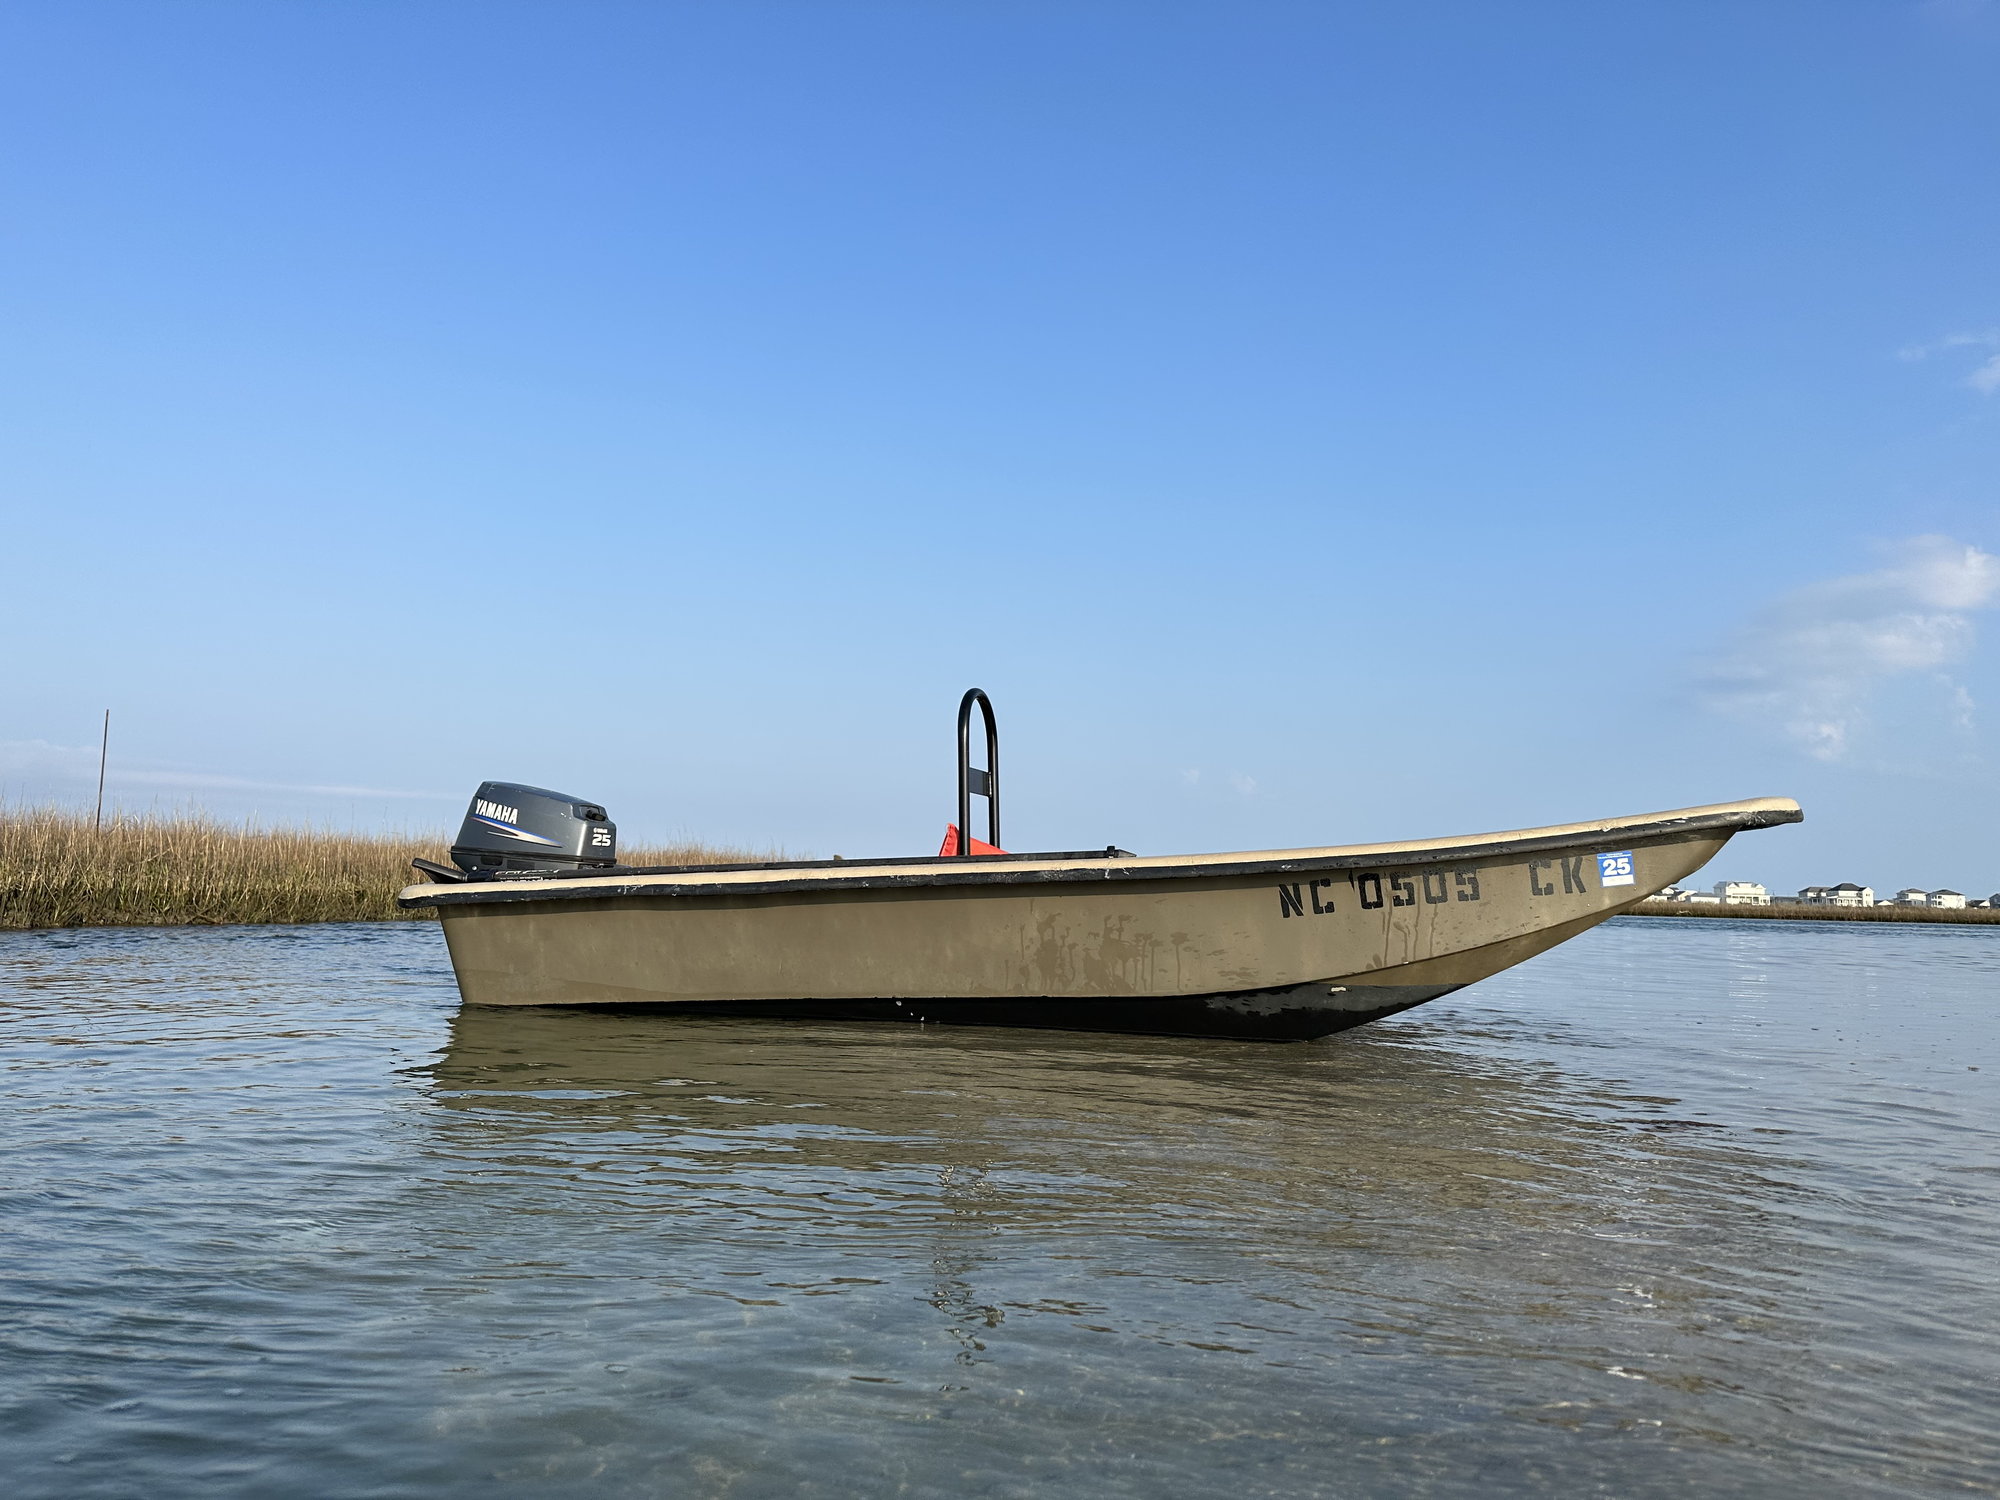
left=1, top=917, right=1995, bottom=1497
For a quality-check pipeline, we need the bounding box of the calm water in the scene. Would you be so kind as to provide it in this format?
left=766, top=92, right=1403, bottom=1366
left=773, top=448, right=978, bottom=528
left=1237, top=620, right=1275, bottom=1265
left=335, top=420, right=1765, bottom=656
left=2, top=918, right=1995, bottom=1498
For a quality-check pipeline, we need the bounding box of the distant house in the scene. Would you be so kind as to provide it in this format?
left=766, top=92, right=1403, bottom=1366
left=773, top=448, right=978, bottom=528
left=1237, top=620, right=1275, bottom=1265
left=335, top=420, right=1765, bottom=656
left=1889, top=888, right=1933, bottom=907
left=1799, top=883, right=1874, bottom=907
left=1714, top=881, right=1769, bottom=905
left=1684, top=891, right=1723, bottom=904
left=1929, top=889, right=1968, bottom=910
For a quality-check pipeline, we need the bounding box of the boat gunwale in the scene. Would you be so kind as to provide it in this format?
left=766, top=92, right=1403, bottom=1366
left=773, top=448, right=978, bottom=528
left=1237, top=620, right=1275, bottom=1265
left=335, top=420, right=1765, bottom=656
left=398, top=798, right=1800, bottom=910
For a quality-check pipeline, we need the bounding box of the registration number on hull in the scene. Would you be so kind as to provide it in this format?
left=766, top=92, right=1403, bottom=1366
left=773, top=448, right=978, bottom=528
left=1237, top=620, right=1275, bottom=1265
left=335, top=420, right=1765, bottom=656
left=1276, top=850, right=1637, bottom=917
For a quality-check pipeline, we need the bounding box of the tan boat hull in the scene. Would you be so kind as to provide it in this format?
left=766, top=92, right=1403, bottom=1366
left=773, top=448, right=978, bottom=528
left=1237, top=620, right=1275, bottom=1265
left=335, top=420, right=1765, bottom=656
left=402, top=798, right=1799, bottom=1040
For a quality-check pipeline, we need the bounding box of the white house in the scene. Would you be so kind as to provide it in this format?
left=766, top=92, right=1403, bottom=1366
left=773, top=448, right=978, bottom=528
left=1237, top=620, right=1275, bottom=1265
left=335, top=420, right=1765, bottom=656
left=1889, top=888, right=1933, bottom=907
left=1799, top=883, right=1874, bottom=907
left=1929, top=889, right=1968, bottom=910
left=1714, top=881, right=1769, bottom=905
left=1653, top=886, right=1724, bottom=904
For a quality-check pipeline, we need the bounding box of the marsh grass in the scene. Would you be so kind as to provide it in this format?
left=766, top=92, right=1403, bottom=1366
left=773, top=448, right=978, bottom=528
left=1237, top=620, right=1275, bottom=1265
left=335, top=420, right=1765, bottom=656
left=1630, top=897, right=2000, bottom=925
left=0, top=805, right=761, bottom=931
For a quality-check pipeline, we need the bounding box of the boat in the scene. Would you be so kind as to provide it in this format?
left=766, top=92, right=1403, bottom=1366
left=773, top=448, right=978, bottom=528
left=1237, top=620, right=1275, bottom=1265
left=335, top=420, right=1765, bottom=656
left=400, top=691, right=1801, bottom=1040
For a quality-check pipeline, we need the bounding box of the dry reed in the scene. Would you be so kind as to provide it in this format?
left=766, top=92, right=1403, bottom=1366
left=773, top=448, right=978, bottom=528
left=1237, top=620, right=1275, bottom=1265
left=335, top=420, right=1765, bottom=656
left=1629, top=898, right=2000, bottom=925
left=0, top=805, right=760, bottom=931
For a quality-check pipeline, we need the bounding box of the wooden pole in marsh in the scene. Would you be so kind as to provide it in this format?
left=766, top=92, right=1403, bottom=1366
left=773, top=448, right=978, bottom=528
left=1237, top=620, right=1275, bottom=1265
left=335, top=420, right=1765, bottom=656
left=94, top=710, right=110, bottom=832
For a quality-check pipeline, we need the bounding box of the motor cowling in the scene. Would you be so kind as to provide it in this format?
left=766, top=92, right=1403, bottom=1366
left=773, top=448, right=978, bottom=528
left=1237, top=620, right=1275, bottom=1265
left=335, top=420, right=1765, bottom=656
left=449, top=781, right=617, bottom=875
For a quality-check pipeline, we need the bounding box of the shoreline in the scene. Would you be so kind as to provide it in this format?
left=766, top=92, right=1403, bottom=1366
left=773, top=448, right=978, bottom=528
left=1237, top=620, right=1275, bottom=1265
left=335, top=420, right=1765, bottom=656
left=1626, top=899, right=2000, bottom=926
left=0, top=806, right=758, bottom=930
left=7, top=804, right=1993, bottom=932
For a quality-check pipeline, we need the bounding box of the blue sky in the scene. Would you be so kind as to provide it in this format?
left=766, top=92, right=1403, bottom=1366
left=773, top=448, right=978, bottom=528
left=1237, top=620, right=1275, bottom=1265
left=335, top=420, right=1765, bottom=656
left=4, top=0, right=1998, bottom=893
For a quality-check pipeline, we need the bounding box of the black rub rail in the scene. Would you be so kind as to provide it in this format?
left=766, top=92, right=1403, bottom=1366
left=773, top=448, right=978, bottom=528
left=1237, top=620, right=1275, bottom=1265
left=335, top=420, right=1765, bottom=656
left=400, top=804, right=1800, bottom=909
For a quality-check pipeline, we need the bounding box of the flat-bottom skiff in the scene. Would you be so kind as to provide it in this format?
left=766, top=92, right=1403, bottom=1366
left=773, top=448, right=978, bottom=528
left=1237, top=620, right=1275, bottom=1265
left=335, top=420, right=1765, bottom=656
left=401, top=692, right=1801, bottom=1041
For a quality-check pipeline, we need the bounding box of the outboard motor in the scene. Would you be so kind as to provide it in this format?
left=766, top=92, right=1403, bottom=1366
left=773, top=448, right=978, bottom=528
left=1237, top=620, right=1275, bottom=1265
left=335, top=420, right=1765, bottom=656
left=448, top=781, right=617, bottom=876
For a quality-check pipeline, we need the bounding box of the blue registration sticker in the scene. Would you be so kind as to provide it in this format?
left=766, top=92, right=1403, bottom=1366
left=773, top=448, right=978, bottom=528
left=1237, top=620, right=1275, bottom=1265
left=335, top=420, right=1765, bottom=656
left=1597, top=851, right=1636, bottom=887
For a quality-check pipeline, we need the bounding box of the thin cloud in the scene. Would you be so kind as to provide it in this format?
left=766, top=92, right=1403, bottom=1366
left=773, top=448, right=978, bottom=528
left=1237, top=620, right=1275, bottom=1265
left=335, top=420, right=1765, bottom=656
left=0, top=739, right=449, bottom=801
left=1698, top=536, right=2000, bottom=760
left=1899, top=330, right=2000, bottom=394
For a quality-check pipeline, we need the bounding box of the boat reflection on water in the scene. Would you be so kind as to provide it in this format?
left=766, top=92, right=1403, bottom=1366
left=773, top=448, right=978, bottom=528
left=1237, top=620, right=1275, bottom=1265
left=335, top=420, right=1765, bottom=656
left=422, top=1003, right=1818, bottom=1366
left=409, top=1001, right=1989, bottom=1496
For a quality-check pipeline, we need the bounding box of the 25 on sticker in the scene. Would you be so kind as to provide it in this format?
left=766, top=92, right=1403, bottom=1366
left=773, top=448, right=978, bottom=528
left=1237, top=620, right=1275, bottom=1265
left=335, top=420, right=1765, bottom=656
left=1597, top=851, right=1636, bottom=887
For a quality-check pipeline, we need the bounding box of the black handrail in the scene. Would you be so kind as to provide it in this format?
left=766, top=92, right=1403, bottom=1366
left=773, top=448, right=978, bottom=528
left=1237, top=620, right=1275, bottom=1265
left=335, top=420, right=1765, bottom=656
left=956, top=688, right=999, bottom=856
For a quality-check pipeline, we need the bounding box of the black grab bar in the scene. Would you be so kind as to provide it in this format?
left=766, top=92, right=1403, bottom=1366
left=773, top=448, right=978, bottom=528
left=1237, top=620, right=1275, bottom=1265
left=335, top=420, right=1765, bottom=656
left=956, top=688, right=999, bottom=855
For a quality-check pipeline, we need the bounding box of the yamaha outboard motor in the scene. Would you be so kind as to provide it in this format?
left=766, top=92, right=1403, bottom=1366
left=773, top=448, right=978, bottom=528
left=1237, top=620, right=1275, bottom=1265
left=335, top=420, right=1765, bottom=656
left=447, top=781, right=617, bottom=876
